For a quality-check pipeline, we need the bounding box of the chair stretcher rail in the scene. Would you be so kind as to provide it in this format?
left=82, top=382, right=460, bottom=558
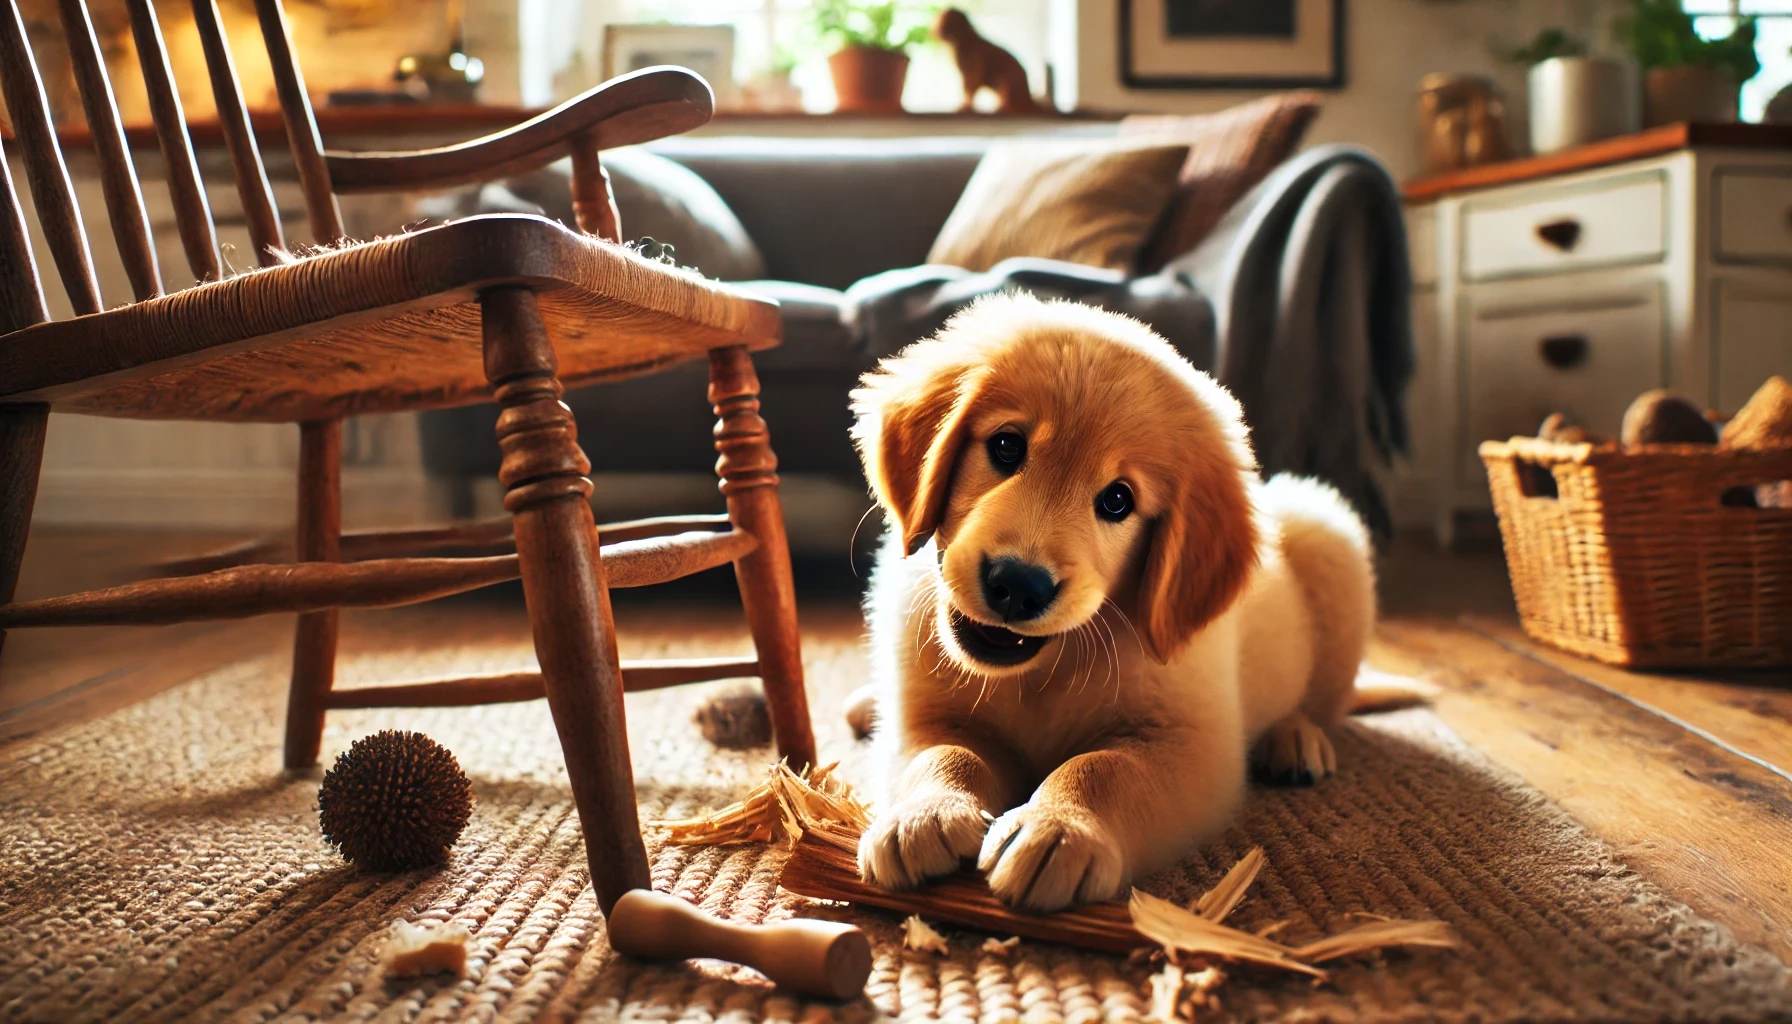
left=151, top=512, right=734, bottom=576
left=0, top=528, right=757, bottom=627
left=322, top=656, right=762, bottom=708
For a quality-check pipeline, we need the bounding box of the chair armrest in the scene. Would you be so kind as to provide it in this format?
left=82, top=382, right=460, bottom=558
left=323, top=67, right=712, bottom=195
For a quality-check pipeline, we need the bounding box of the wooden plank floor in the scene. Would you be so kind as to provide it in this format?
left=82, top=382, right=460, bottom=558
left=3, top=527, right=1789, bottom=967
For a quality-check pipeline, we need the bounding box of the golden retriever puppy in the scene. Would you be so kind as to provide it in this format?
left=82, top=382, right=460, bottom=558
left=848, top=294, right=1376, bottom=911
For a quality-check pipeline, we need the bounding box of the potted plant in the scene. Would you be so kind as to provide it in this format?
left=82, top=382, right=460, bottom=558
left=743, top=47, right=805, bottom=113
left=1616, top=0, right=1758, bottom=126
left=814, top=0, right=933, bottom=114
left=1506, top=28, right=1639, bottom=154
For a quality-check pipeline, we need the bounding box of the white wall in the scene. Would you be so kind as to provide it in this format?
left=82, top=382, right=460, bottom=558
left=1057, top=0, right=1623, bottom=180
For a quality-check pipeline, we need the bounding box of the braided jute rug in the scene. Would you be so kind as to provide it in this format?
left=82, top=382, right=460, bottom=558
left=2, top=603, right=1787, bottom=1024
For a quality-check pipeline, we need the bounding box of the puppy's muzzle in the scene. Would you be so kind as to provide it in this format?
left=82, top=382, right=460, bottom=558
left=980, top=556, right=1059, bottom=623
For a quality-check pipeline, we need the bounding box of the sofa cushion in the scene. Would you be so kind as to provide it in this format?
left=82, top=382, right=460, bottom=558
left=492, top=148, right=768, bottom=281
left=1121, top=92, right=1322, bottom=271
left=924, top=139, right=1189, bottom=273
left=652, top=137, right=990, bottom=289
left=731, top=280, right=862, bottom=372
left=846, top=258, right=1215, bottom=371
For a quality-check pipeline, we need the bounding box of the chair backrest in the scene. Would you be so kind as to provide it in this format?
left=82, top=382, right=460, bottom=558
left=0, top=0, right=340, bottom=334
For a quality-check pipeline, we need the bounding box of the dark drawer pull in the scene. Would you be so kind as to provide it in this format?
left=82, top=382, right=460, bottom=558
left=1539, top=334, right=1589, bottom=369
left=1536, top=218, right=1581, bottom=251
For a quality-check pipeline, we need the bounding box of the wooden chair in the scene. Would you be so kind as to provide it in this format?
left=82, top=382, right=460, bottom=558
left=0, top=0, right=863, bottom=993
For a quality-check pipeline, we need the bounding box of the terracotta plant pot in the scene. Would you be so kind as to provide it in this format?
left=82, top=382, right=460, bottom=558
left=828, top=46, right=909, bottom=114
left=1643, top=65, right=1737, bottom=127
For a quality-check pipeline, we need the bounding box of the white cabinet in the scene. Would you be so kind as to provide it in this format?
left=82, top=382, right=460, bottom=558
left=1406, top=144, right=1792, bottom=545
left=1461, top=172, right=1667, bottom=281
left=1458, top=285, right=1664, bottom=485
left=1712, top=281, right=1792, bottom=414
left=1714, top=169, right=1792, bottom=263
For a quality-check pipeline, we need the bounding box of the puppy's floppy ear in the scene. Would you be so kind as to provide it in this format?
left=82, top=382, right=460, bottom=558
left=1136, top=454, right=1260, bottom=665
left=851, top=351, right=987, bottom=555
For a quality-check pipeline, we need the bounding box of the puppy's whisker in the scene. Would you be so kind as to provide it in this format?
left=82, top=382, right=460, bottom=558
left=1072, top=623, right=1097, bottom=695
left=1102, top=596, right=1146, bottom=654
left=1043, top=629, right=1069, bottom=687
left=970, top=670, right=994, bottom=712
left=1092, top=614, right=1116, bottom=692
left=847, top=503, right=881, bottom=579
left=1082, top=617, right=1109, bottom=695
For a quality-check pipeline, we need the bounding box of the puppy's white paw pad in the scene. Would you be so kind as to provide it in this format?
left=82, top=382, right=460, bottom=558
left=857, top=791, right=990, bottom=890
left=1252, top=715, right=1337, bottom=786
left=978, top=803, right=1126, bottom=911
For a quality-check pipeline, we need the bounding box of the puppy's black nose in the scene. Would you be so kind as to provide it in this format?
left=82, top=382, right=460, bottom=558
left=981, top=556, right=1059, bottom=622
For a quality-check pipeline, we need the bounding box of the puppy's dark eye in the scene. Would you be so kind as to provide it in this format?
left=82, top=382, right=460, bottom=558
left=987, top=431, right=1026, bottom=473
left=1096, top=481, right=1134, bottom=522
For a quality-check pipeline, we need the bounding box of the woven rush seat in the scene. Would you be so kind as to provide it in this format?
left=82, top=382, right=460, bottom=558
left=0, top=215, right=780, bottom=422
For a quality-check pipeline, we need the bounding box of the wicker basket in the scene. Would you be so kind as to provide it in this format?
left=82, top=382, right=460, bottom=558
left=1480, top=436, right=1792, bottom=669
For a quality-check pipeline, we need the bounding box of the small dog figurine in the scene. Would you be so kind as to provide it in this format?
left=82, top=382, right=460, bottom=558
left=934, top=9, right=1042, bottom=114
left=849, top=295, right=1389, bottom=912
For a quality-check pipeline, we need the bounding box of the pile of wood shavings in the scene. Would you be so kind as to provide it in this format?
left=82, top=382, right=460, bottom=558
left=652, top=762, right=1456, bottom=1020
left=650, top=760, right=870, bottom=851
left=1132, top=848, right=1458, bottom=1021
left=902, top=915, right=950, bottom=954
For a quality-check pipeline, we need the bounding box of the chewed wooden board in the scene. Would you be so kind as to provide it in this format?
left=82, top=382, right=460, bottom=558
left=778, top=830, right=1148, bottom=955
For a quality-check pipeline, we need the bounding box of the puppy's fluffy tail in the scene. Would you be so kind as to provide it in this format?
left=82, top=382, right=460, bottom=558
left=1349, top=666, right=1438, bottom=714
left=1260, top=474, right=1378, bottom=727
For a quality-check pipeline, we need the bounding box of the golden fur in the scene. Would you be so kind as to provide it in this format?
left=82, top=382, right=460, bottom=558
left=848, top=295, right=1377, bottom=911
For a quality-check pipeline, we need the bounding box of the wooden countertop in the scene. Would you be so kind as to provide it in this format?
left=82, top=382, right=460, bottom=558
left=10, top=105, right=1117, bottom=153
left=1403, top=121, right=1792, bottom=203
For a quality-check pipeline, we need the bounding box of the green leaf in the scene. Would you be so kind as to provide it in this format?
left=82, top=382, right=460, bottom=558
left=1615, top=0, right=1758, bottom=80
left=810, top=0, right=938, bottom=53
left=1503, top=27, right=1588, bottom=66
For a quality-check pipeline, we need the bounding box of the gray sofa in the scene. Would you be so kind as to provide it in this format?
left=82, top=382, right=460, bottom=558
left=418, top=136, right=1413, bottom=536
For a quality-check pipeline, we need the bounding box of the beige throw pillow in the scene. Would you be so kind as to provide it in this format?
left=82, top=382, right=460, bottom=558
left=1121, top=92, right=1322, bottom=271
left=926, top=140, right=1191, bottom=273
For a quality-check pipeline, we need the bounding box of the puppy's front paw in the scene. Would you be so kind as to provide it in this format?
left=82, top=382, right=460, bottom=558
left=857, top=791, right=989, bottom=890
left=978, top=802, right=1126, bottom=911
left=1251, top=713, right=1337, bottom=786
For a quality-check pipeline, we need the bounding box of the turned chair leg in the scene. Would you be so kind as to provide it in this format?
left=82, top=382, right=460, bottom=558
left=708, top=346, right=816, bottom=768
left=483, top=285, right=650, bottom=914
left=0, top=404, right=49, bottom=662
left=282, top=419, right=343, bottom=770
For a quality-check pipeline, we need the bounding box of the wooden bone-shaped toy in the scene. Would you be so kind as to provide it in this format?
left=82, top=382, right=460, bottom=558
left=608, top=889, right=872, bottom=1000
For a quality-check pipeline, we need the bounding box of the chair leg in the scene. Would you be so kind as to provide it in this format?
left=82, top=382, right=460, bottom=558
left=0, top=404, right=49, bottom=662
left=283, top=419, right=342, bottom=770
left=708, top=346, right=816, bottom=768
left=482, top=285, right=650, bottom=915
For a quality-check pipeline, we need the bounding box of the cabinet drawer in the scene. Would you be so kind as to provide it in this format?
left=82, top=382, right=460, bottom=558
left=1715, top=170, right=1792, bottom=263
left=1458, top=287, right=1664, bottom=486
left=1461, top=173, right=1666, bottom=281
left=1713, top=281, right=1792, bottom=413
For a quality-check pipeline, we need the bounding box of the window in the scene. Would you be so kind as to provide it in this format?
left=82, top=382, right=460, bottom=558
left=533, top=0, right=1048, bottom=112
left=1683, top=0, right=1792, bottom=120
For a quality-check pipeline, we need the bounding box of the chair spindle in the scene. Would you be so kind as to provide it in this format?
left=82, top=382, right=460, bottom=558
left=568, top=132, right=622, bottom=242
left=189, top=0, right=286, bottom=267
left=0, top=140, right=50, bottom=333
left=253, top=0, right=344, bottom=244
left=58, top=0, right=162, bottom=302
left=0, top=0, right=102, bottom=315
left=126, top=0, right=221, bottom=282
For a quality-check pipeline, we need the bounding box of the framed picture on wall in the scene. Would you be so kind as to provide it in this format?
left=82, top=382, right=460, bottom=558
left=602, top=24, right=738, bottom=103
left=1119, top=0, right=1345, bottom=90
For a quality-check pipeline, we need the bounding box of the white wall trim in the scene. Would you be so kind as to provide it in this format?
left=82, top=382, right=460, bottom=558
left=33, top=467, right=440, bottom=530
